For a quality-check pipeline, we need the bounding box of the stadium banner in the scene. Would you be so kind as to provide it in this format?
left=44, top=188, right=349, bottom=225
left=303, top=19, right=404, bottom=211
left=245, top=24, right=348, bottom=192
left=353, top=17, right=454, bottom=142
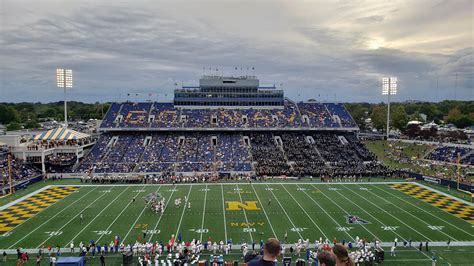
left=398, top=170, right=473, bottom=193
left=1, top=175, right=43, bottom=195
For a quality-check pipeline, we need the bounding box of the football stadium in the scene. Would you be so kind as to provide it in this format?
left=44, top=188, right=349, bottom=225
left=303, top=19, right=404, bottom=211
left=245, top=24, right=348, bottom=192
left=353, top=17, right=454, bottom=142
left=1, top=75, right=473, bottom=265
left=1, top=1, right=473, bottom=266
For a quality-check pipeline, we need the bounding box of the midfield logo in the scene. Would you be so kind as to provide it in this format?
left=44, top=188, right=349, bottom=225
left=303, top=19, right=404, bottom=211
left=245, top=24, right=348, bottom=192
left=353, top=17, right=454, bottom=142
left=225, top=201, right=261, bottom=211
left=346, top=215, right=370, bottom=225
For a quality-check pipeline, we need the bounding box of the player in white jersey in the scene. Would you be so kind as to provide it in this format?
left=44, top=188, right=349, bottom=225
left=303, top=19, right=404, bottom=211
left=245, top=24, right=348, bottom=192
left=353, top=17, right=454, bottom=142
left=213, top=242, right=217, bottom=254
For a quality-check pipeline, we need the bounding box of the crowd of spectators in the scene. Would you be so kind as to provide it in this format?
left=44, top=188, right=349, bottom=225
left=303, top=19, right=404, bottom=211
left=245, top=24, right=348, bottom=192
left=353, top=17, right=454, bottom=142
left=281, top=133, right=326, bottom=177
left=216, top=134, right=252, bottom=172
left=44, top=153, right=77, bottom=172
left=249, top=133, right=291, bottom=176
left=324, top=103, right=357, bottom=128
left=311, top=133, right=389, bottom=177
left=74, top=131, right=389, bottom=179
left=0, top=152, right=41, bottom=192
left=25, top=139, right=92, bottom=151
left=77, top=133, right=255, bottom=175
left=100, top=101, right=357, bottom=129
left=426, top=146, right=473, bottom=165
left=374, top=141, right=473, bottom=184
left=297, top=102, right=338, bottom=128
left=9, top=235, right=389, bottom=266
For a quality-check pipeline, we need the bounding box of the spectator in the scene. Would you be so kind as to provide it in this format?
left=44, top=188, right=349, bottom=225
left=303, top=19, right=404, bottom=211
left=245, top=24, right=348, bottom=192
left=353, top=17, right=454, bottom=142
left=331, top=244, right=354, bottom=266
left=248, top=238, right=281, bottom=266
left=317, top=251, right=336, bottom=266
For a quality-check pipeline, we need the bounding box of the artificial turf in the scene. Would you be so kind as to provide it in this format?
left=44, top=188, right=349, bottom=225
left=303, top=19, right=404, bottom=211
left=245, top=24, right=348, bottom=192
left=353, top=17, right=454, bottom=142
left=1, top=180, right=473, bottom=265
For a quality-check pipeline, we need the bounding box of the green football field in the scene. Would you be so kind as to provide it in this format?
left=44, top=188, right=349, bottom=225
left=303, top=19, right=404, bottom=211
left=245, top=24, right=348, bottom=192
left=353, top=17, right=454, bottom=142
left=1, top=180, right=473, bottom=265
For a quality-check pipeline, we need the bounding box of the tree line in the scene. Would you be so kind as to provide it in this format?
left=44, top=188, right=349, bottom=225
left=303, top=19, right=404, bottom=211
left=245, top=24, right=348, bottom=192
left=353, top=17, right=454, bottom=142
left=0, top=102, right=110, bottom=131
left=346, top=100, right=473, bottom=131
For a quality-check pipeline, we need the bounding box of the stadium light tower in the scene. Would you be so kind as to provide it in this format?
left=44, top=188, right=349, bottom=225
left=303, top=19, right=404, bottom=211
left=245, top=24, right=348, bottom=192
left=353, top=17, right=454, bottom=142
left=382, top=77, right=397, bottom=139
left=56, top=69, right=73, bottom=128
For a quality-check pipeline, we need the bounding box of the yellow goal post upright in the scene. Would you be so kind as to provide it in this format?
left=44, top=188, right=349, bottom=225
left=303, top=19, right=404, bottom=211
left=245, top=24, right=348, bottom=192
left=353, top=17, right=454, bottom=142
left=8, top=153, right=13, bottom=195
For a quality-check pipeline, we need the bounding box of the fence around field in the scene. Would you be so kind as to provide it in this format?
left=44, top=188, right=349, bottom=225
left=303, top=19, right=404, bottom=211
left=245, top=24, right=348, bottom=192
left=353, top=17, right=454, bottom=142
left=398, top=170, right=474, bottom=193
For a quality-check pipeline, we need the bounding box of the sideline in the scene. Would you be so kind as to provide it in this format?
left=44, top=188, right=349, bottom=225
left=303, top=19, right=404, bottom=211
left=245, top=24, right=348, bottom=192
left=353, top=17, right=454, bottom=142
left=2, top=241, right=474, bottom=255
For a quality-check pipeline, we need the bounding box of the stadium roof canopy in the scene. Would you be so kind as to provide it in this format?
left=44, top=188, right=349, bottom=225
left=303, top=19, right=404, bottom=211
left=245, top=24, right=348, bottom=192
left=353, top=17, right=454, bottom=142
left=32, top=127, right=90, bottom=141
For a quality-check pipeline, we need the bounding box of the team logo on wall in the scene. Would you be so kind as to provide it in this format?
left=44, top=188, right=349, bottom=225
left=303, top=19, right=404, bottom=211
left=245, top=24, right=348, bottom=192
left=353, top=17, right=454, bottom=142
left=346, top=215, right=370, bottom=224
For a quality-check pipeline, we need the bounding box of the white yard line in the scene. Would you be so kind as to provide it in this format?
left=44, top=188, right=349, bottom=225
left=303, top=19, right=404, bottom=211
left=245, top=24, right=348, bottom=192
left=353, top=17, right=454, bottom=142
left=415, top=182, right=473, bottom=206
left=174, top=185, right=193, bottom=238
left=199, top=184, right=208, bottom=242
left=8, top=187, right=98, bottom=248
left=265, top=184, right=303, bottom=240
left=0, top=185, right=52, bottom=211
left=250, top=183, right=277, bottom=238
left=53, top=181, right=412, bottom=188
left=375, top=184, right=474, bottom=238
left=316, top=184, right=378, bottom=239
left=220, top=184, right=228, bottom=243
left=67, top=187, right=131, bottom=245
left=95, top=185, right=148, bottom=243
left=300, top=184, right=354, bottom=241
left=123, top=185, right=164, bottom=243
left=365, top=184, right=457, bottom=241
left=321, top=185, right=396, bottom=239
left=236, top=184, right=254, bottom=243
left=279, top=184, right=328, bottom=240
left=341, top=184, right=434, bottom=242
left=37, top=186, right=119, bottom=248
left=147, top=186, right=176, bottom=242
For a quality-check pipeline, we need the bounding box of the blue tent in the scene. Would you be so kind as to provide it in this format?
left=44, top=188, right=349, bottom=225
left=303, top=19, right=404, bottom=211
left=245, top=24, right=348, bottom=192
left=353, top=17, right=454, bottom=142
left=56, top=257, right=84, bottom=266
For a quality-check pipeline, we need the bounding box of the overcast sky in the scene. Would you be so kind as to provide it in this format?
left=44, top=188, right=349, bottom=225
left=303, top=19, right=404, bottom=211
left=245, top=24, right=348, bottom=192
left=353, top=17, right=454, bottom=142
left=0, top=0, right=473, bottom=103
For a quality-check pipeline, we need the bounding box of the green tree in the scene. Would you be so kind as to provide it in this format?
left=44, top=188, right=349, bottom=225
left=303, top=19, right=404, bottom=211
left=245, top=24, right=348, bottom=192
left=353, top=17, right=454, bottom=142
left=345, top=103, right=368, bottom=129
left=390, top=105, right=408, bottom=130
left=444, top=107, right=462, bottom=125
left=370, top=104, right=387, bottom=130
left=6, top=122, right=21, bottom=131
left=0, top=104, right=19, bottom=124
left=409, top=111, right=423, bottom=122
left=24, top=119, right=41, bottom=129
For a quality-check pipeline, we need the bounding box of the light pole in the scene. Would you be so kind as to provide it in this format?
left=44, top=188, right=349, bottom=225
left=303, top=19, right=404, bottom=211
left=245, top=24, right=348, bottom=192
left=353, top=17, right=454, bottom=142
left=56, top=69, right=73, bottom=128
left=382, top=77, right=397, bottom=139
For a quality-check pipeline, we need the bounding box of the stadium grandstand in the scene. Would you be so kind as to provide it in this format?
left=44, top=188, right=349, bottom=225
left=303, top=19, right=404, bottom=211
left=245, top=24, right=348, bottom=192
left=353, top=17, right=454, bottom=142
left=73, top=75, right=388, bottom=179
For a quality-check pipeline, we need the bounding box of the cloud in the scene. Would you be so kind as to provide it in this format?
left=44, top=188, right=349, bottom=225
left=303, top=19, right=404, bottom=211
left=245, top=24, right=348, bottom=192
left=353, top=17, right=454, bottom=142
left=356, top=15, right=385, bottom=24
left=0, top=0, right=472, bottom=103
